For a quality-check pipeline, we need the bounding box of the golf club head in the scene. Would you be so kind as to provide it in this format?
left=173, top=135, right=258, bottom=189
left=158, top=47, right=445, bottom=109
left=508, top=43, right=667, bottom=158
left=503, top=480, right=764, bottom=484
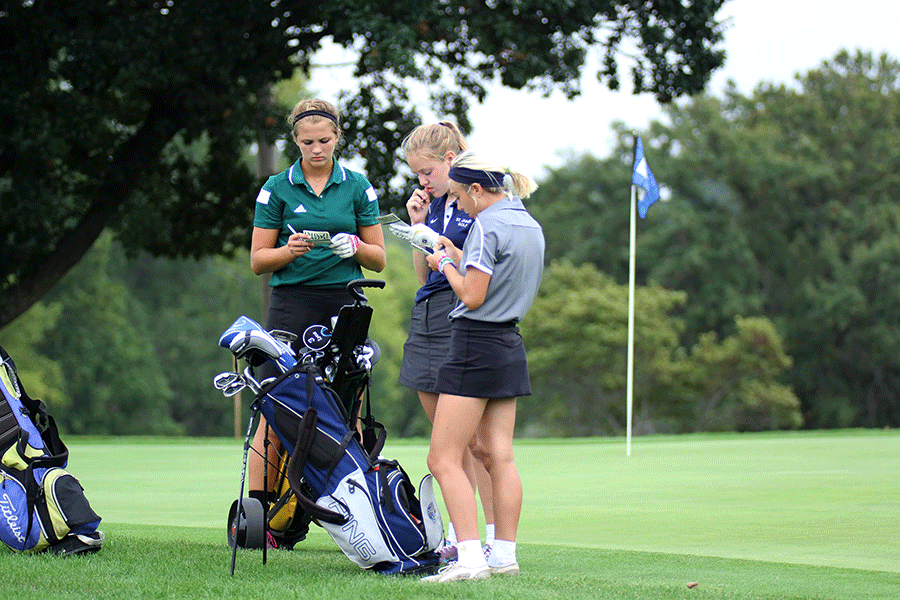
left=228, top=330, right=296, bottom=372
left=242, top=366, right=261, bottom=395
left=214, top=371, right=249, bottom=397
left=214, top=372, right=243, bottom=390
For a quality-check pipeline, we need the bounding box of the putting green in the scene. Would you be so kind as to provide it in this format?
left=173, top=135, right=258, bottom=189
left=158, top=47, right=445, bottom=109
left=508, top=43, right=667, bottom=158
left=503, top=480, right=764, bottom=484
left=67, top=429, right=900, bottom=574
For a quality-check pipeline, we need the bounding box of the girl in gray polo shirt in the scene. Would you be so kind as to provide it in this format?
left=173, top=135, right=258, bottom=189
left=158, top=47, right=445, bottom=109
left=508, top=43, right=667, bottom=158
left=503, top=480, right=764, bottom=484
left=420, top=150, right=544, bottom=582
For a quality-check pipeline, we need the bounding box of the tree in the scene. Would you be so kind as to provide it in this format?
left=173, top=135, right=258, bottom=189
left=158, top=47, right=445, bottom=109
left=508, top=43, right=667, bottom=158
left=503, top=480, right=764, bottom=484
left=522, top=260, right=687, bottom=436
left=521, top=261, right=798, bottom=435
left=0, top=302, right=68, bottom=413
left=119, top=249, right=263, bottom=436
left=530, top=50, right=900, bottom=428
left=38, top=233, right=183, bottom=435
left=649, top=51, right=900, bottom=428
left=0, top=0, right=729, bottom=328
left=687, top=317, right=801, bottom=432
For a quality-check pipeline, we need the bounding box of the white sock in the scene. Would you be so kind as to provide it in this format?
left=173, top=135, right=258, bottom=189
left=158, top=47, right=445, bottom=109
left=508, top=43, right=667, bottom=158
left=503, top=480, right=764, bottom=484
left=446, top=523, right=457, bottom=546
left=488, top=539, right=517, bottom=568
left=485, top=524, right=495, bottom=546
left=456, top=539, right=487, bottom=568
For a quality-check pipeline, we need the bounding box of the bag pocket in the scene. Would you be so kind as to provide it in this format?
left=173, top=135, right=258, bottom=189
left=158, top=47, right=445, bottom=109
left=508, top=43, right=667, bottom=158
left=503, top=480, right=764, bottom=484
left=37, top=468, right=101, bottom=546
left=418, top=474, right=443, bottom=552
left=0, top=464, right=43, bottom=552
left=377, top=462, right=428, bottom=554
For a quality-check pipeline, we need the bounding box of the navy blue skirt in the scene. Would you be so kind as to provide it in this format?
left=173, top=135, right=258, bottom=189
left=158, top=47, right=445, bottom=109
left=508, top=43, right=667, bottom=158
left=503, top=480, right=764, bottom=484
left=434, top=318, right=531, bottom=399
left=399, top=289, right=457, bottom=393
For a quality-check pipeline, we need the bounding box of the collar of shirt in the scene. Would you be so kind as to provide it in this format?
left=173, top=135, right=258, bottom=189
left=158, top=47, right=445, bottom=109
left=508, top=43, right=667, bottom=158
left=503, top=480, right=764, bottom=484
left=443, top=197, right=456, bottom=230
left=287, top=158, right=348, bottom=192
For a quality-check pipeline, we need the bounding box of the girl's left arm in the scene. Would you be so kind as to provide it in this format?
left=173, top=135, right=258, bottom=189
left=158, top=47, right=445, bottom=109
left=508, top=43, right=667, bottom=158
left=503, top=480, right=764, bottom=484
left=439, top=262, right=490, bottom=310
left=354, top=223, right=387, bottom=272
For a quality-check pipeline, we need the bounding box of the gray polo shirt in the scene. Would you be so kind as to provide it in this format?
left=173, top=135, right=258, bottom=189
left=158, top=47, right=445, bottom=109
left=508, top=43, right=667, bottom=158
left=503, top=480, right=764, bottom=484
left=449, top=195, right=545, bottom=323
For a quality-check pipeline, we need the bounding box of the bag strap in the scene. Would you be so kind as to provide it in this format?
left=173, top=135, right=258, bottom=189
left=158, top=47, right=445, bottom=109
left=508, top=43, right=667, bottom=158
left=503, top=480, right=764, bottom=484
left=360, top=385, right=386, bottom=461
left=286, top=406, right=348, bottom=526
left=374, top=459, right=395, bottom=513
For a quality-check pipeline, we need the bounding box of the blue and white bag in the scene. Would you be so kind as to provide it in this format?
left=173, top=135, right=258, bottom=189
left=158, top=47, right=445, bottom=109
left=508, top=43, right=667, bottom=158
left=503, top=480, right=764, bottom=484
left=218, top=316, right=442, bottom=574
left=267, top=365, right=443, bottom=574
left=0, top=345, right=103, bottom=555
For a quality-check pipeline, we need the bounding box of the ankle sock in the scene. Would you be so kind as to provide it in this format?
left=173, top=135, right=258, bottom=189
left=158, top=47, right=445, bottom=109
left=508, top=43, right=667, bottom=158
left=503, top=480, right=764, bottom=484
left=446, top=522, right=458, bottom=546
left=488, top=539, right=517, bottom=567
left=456, top=539, right=488, bottom=568
left=485, top=523, right=495, bottom=546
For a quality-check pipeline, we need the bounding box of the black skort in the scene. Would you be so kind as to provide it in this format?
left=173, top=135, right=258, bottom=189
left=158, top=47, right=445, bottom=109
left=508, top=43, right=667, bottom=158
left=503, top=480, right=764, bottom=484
left=434, top=318, right=532, bottom=399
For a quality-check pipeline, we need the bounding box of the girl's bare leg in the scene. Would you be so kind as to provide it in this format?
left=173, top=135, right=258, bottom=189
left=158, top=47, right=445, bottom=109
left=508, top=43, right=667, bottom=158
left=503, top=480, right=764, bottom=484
left=427, top=393, right=486, bottom=543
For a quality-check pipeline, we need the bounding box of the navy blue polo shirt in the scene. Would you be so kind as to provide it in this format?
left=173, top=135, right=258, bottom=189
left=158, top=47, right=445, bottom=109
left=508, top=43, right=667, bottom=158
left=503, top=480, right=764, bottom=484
left=414, top=194, right=474, bottom=303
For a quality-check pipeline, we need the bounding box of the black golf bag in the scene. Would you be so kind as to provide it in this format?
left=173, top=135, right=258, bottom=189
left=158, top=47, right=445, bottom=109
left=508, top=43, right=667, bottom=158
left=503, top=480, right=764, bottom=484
left=0, top=345, right=103, bottom=555
left=215, top=279, right=442, bottom=575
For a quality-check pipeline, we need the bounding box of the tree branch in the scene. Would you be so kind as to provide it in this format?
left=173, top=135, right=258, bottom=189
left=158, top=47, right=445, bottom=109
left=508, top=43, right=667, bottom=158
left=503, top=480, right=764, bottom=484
left=0, top=100, right=179, bottom=328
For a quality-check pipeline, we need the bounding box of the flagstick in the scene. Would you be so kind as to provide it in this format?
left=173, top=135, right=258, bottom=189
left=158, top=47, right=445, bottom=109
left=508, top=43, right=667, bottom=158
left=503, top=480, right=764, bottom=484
left=626, top=184, right=637, bottom=457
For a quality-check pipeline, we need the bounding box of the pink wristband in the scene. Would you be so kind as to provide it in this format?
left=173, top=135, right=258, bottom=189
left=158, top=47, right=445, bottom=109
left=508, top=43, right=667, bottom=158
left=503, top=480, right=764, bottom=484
left=438, top=255, right=454, bottom=274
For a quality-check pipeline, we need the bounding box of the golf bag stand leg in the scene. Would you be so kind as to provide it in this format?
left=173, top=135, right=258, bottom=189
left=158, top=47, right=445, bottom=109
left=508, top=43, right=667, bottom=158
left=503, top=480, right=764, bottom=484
left=231, top=401, right=260, bottom=576
left=262, top=419, right=271, bottom=565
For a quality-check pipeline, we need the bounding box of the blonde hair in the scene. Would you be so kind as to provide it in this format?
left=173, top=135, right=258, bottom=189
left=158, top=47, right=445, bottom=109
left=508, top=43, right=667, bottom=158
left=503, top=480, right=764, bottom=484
left=401, top=121, right=468, bottom=162
left=450, top=150, right=538, bottom=199
left=288, top=99, right=341, bottom=137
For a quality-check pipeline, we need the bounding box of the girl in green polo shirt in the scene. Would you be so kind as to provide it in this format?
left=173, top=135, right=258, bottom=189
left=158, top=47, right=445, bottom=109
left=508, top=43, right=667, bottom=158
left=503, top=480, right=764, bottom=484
left=247, top=98, right=386, bottom=549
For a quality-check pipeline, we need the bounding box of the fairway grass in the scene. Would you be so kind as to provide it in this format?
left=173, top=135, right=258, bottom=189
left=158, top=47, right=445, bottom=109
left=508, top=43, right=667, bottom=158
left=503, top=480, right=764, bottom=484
left=3, top=523, right=899, bottom=600
left=6, top=430, right=897, bottom=599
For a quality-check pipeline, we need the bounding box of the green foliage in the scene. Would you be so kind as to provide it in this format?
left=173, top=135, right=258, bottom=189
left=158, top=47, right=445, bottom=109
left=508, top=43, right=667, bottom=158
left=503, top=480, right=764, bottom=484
left=530, top=50, right=900, bottom=429
left=0, top=302, right=68, bottom=411
left=118, top=249, right=264, bottom=436
left=654, top=50, right=900, bottom=428
left=523, top=261, right=798, bottom=435
left=37, top=233, right=182, bottom=435
left=0, top=0, right=728, bottom=328
left=526, top=152, right=634, bottom=279
left=688, top=317, right=802, bottom=432
left=4, top=240, right=800, bottom=437
left=361, top=237, right=432, bottom=437
left=1, top=231, right=431, bottom=437
left=1, top=233, right=267, bottom=436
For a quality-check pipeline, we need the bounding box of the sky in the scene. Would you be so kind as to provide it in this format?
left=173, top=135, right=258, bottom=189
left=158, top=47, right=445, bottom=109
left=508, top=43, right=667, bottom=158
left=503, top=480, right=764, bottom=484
left=309, top=0, right=900, bottom=180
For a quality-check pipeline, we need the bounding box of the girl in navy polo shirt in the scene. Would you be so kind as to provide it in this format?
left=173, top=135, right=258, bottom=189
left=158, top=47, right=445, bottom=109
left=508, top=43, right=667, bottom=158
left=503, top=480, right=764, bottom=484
left=420, top=150, right=544, bottom=582
left=394, top=122, right=496, bottom=561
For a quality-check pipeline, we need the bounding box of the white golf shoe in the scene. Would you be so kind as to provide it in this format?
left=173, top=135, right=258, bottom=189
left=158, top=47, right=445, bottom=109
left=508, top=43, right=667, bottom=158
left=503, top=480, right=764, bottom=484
left=421, top=562, right=491, bottom=582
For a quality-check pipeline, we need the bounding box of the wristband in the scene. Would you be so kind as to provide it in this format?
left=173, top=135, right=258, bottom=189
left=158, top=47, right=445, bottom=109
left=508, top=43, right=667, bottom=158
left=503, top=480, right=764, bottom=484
left=438, top=255, right=455, bottom=274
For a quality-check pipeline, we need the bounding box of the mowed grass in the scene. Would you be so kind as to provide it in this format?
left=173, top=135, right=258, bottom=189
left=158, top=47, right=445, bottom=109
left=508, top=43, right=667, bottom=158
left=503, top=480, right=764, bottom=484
left=3, top=430, right=899, bottom=599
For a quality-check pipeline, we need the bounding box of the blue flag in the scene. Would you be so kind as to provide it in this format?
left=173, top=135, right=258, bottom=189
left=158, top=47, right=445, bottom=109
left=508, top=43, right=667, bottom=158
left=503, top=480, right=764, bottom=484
left=632, top=136, right=660, bottom=219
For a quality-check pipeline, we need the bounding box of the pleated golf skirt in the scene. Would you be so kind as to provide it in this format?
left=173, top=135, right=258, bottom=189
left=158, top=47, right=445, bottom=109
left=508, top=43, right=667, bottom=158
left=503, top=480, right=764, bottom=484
left=434, top=317, right=532, bottom=399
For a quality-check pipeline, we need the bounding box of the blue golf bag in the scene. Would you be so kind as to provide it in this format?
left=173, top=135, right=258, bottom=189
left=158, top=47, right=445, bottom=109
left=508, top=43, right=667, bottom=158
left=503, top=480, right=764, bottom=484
left=215, top=279, right=442, bottom=575
left=0, top=345, right=103, bottom=555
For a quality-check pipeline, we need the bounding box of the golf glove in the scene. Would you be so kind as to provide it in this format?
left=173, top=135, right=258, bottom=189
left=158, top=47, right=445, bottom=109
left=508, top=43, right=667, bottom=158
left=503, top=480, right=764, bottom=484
left=409, top=223, right=440, bottom=250
left=386, top=221, right=413, bottom=242
left=330, top=233, right=360, bottom=258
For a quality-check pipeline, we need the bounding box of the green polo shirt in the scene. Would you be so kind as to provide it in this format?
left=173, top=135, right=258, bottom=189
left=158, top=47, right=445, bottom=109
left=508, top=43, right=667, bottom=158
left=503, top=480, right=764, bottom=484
left=253, top=158, right=381, bottom=287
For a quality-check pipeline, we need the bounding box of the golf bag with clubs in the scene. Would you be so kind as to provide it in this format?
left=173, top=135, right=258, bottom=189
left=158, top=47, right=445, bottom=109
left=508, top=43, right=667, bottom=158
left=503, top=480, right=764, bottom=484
left=215, top=279, right=442, bottom=575
left=0, top=345, right=103, bottom=555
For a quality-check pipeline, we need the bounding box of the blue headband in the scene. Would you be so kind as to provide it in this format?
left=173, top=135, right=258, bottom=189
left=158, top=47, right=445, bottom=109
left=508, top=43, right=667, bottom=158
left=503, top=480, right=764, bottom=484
left=448, top=166, right=506, bottom=187
left=292, top=110, right=338, bottom=127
